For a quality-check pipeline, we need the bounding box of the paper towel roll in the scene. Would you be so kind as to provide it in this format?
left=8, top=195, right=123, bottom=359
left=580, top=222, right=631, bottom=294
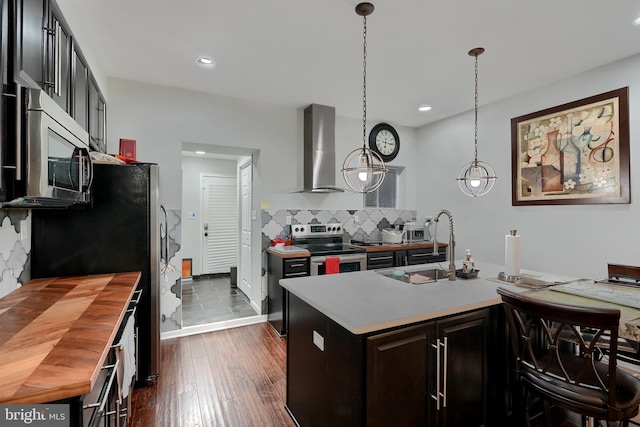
left=504, top=234, right=520, bottom=277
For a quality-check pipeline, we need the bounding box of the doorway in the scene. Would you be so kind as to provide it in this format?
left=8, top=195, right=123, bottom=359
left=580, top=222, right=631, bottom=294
left=180, top=147, right=259, bottom=329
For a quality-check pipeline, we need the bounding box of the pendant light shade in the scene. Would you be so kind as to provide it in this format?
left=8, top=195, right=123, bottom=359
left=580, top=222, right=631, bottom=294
left=457, top=160, right=496, bottom=196
left=342, top=2, right=387, bottom=193
left=456, top=47, right=496, bottom=197
left=342, top=146, right=386, bottom=193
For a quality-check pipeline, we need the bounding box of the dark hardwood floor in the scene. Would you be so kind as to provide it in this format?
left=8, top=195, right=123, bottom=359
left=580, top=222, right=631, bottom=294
left=130, top=322, right=296, bottom=427
left=129, top=321, right=640, bottom=427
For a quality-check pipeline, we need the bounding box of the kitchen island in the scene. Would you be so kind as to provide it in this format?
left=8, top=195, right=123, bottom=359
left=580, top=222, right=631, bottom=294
left=280, top=261, right=545, bottom=427
left=0, top=272, right=141, bottom=425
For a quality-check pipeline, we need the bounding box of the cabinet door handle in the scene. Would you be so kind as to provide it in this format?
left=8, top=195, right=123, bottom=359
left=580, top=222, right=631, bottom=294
left=135, top=326, right=139, bottom=382
left=83, top=359, right=119, bottom=411
left=369, top=255, right=392, bottom=261
left=54, top=20, right=61, bottom=96
left=15, top=84, right=22, bottom=180
left=411, top=253, right=429, bottom=258
left=443, top=336, right=448, bottom=408
left=288, top=263, right=306, bottom=268
left=285, top=271, right=308, bottom=277
left=131, top=289, right=143, bottom=305
left=430, top=339, right=441, bottom=410
left=98, top=359, right=118, bottom=415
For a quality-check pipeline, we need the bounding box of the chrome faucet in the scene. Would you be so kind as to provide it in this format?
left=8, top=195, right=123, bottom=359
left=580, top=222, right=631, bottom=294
left=432, top=209, right=456, bottom=281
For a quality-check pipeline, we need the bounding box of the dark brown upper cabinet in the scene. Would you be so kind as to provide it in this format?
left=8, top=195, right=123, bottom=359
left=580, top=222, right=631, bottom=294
left=89, top=75, right=106, bottom=153
left=14, top=0, right=47, bottom=89
left=13, top=0, right=106, bottom=152
left=45, top=0, right=71, bottom=112
left=71, top=41, right=88, bottom=131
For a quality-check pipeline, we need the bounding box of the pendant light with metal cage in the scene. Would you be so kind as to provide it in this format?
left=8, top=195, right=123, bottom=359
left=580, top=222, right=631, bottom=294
left=342, top=2, right=387, bottom=193
left=456, top=47, right=497, bottom=197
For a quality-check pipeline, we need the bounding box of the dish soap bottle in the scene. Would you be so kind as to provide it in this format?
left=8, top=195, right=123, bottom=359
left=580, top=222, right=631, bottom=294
left=463, top=249, right=475, bottom=273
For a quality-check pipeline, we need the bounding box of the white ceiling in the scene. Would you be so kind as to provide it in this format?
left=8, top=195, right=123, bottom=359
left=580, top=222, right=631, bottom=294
left=57, top=0, right=640, bottom=129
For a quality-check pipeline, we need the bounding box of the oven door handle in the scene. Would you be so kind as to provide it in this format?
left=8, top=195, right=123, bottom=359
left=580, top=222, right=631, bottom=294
left=310, top=253, right=367, bottom=264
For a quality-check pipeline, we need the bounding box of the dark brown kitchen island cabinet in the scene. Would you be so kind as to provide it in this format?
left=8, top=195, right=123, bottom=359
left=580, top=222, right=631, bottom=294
left=287, top=294, right=499, bottom=427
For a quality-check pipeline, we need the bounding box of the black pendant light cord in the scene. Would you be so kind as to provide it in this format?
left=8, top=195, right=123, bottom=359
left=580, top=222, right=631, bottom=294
left=473, top=52, right=479, bottom=166
left=361, top=12, right=368, bottom=149
left=470, top=48, right=485, bottom=166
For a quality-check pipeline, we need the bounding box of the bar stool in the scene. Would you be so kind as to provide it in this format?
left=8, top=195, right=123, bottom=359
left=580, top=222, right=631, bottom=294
left=497, top=287, right=640, bottom=426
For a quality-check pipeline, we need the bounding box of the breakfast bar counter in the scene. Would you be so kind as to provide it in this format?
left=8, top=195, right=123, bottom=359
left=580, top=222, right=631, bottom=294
left=280, top=261, right=582, bottom=427
left=280, top=261, right=517, bottom=334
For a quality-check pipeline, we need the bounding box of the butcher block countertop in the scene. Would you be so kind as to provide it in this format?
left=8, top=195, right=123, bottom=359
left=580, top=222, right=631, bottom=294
left=266, top=246, right=310, bottom=258
left=346, top=241, right=448, bottom=253
left=266, top=241, right=447, bottom=258
left=0, top=272, right=141, bottom=404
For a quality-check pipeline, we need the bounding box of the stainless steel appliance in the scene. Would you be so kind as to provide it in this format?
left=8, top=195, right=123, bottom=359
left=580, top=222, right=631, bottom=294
left=3, top=88, right=93, bottom=208
left=31, top=163, right=163, bottom=387
left=296, top=104, right=344, bottom=193
left=291, top=223, right=366, bottom=275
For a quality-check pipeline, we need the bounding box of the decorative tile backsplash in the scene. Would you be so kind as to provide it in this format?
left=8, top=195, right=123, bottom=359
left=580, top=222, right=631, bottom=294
left=0, top=207, right=419, bottom=332
left=160, top=208, right=183, bottom=332
left=0, top=209, right=31, bottom=299
left=261, top=209, right=418, bottom=248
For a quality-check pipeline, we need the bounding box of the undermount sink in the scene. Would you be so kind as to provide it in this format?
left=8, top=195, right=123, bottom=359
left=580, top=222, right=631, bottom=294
left=379, top=268, right=451, bottom=284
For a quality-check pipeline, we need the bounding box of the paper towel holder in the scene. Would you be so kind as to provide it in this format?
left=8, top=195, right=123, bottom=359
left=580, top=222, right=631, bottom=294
left=498, top=229, right=520, bottom=282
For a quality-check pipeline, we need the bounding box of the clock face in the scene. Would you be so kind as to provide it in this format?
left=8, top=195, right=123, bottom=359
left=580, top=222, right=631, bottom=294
left=369, top=123, right=400, bottom=162
left=376, top=130, right=396, bottom=155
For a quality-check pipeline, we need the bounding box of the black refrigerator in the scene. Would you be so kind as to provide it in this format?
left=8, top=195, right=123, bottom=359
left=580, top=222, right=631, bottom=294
left=30, top=162, right=163, bottom=387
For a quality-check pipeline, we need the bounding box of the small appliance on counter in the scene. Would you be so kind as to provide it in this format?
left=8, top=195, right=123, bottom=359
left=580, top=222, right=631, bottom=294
left=382, top=228, right=405, bottom=244
left=404, top=221, right=426, bottom=242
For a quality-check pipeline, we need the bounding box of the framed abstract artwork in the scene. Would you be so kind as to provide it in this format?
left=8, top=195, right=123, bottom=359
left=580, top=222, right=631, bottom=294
left=510, top=87, right=630, bottom=205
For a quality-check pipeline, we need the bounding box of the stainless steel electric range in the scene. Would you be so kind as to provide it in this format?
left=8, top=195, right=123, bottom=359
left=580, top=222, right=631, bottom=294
left=291, top=223, right=367, bottom=275
left=268, top=222, right=367, bottom=336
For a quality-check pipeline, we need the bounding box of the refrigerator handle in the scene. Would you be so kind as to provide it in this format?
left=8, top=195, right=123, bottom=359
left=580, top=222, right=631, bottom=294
left=160, top=205, right=168, bottom=274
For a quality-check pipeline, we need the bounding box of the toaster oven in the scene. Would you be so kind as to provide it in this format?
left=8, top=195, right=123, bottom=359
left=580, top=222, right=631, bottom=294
left=404, top=222, right=425, bottom=242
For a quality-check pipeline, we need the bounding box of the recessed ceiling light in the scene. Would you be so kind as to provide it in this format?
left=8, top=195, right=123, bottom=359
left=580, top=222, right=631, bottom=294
left=195, top=150, right=206, bottom=155
left=634, top=16, right=640, bottom=26
left=195, top=57, right=216, bottom=68
left=418, top=104, right=432, bottom=112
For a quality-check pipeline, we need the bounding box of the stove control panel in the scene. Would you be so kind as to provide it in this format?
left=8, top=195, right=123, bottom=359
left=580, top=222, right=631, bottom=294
left=291, top=223, right=343, bottom=238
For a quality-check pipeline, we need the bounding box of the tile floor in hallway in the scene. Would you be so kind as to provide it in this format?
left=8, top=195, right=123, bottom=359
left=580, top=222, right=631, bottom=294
left=181, top=274, right=258, bottom=327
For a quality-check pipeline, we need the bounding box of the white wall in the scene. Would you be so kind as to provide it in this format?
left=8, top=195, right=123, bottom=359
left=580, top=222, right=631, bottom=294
left=416, top=54, right=640, bottom=279
left=106, top=78, right=418, bottom=307
left=106, top=78, right=418, bottom=212
left=181, top=156, right=239, bottom=276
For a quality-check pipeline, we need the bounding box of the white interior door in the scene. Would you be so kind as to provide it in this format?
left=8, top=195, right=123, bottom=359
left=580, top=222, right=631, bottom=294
left=202, top=175, right=238, bottom=275
left=239, top=163, right=252, bottom=299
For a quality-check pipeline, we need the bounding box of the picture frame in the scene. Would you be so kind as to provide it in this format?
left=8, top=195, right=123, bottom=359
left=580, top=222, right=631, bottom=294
left=510, top=87, right=630, bottom=206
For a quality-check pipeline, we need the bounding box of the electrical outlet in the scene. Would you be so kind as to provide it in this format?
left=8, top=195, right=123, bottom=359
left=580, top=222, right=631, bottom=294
left=354, top=214, right=360, bottom=223
left=286, top=215, right=292, bottom=225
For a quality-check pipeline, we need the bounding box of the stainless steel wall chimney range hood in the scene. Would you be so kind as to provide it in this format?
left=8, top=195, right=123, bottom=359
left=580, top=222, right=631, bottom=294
left=298, top=104, right=344, bottom=193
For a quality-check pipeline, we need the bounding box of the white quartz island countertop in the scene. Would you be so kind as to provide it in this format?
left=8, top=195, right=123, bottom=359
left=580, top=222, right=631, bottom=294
left=280, top=261, right=572, bottom=335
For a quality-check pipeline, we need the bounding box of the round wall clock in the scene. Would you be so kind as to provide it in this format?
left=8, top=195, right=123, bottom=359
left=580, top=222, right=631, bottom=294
left=369, top=123, right=400, bottom=162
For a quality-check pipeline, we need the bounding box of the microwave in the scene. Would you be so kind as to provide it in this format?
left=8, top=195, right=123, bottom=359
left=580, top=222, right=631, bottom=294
left=2, top=87, right=92, bottom=208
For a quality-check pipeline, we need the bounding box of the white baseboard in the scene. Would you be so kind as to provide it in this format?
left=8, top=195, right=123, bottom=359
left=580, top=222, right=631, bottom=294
left=161, top=314, right=268, bottom=340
